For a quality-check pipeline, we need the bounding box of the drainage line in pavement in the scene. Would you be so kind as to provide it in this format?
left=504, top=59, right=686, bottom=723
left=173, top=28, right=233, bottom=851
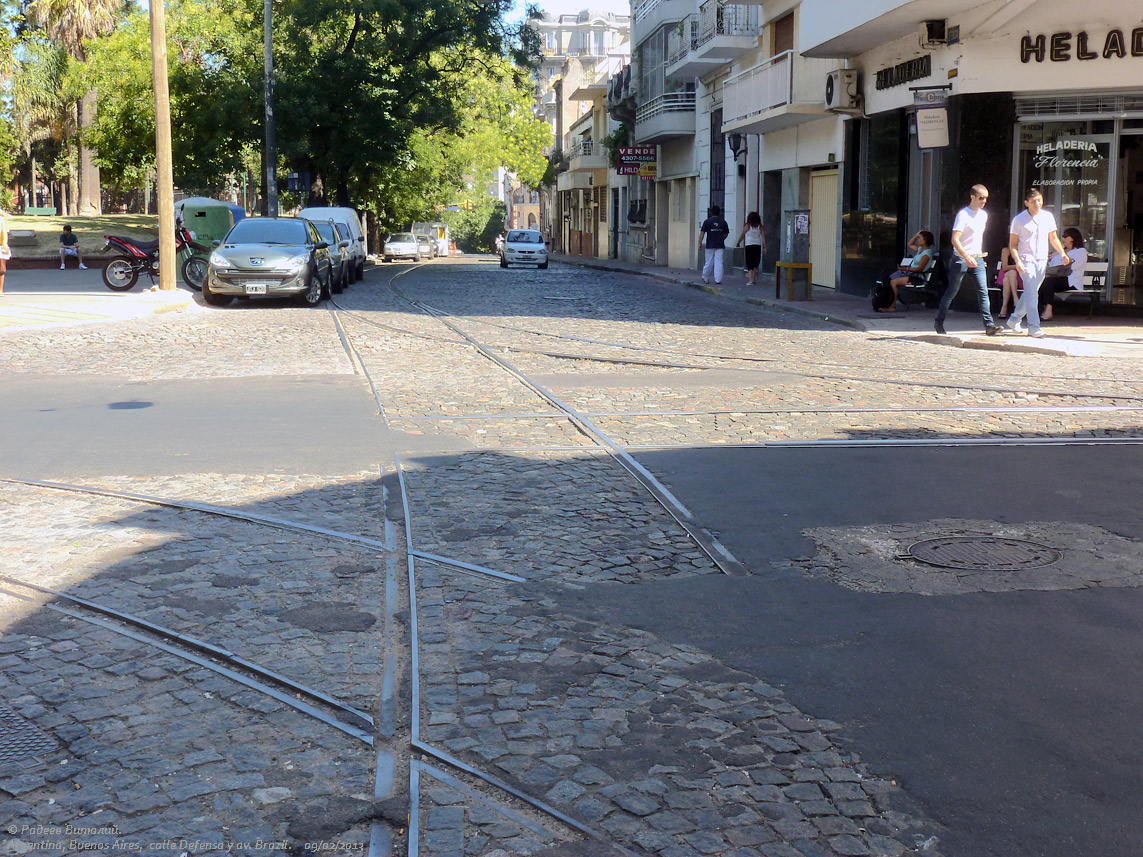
left=411, top=740, right=641, bottom=857
left=328, top=304, right=392, bottom=429
left=388, top=278, right=746, bottom=577
left=394, top=453, right=421, bottom=743
left=460, top=310, right=1143, bottom=389
left=583, top=404, right=1143, bottom=417
left=408, top=756, right=422, bottom=857
left=0, top=572, right=375, bottom=731
left=413, top=759, right=565, bottom=841
left=0, top=478, right=393, bottom=553
left=30, top=601, right=375, bottom=745
left=410, top=550, right=527, bottom=583
left=757, top=436, right=1143, bottom=449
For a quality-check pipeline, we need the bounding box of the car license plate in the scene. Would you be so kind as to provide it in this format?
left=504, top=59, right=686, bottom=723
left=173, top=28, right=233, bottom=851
left=244, top=282, right=270, bottom=294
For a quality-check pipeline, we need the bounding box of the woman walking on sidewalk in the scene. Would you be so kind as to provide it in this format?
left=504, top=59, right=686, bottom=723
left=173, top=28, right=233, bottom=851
left=735, top=212, right=766, bottom=285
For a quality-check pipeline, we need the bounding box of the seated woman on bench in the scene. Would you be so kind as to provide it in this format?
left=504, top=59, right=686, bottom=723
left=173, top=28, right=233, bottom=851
left=881, top=230, right=935, bottom=311
left=1038, top=227, right=1086, bottom=321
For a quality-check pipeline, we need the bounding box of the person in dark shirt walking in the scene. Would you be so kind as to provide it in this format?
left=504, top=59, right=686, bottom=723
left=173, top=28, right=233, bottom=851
left=698, top=205, right=730, bottom=285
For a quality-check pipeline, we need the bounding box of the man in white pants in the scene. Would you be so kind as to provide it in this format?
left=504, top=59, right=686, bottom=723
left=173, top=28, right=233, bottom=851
left=1007, top=188, right=1066, bottom=338
left=698, top=205, right=730, bottom=285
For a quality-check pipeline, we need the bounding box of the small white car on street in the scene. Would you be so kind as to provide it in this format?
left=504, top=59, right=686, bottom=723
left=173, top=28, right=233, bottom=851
left=384, top=232, right=420, bottom=262
left=499, top=229, right=549, bottom=269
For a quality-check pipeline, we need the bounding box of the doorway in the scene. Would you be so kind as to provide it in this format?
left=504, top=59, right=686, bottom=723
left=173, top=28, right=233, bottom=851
left=1115, top=133, right=1143, bottom=294
left=810, top=169, right=839, bottom=288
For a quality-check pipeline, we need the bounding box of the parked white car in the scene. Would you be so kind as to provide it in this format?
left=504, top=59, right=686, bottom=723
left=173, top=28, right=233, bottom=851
left=499, top=229, right=549, bottom=269
left=384, top=232, right=420, bottom=262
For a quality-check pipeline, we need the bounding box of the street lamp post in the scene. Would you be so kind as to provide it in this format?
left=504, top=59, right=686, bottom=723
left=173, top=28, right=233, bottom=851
left=149, top=0, right=175, bottom=290
left=263, top=0, right=278, bottom=217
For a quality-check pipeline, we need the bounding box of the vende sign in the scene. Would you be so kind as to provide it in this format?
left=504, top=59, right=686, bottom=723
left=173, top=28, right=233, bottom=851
left=618, top=146, right=657, bottom=176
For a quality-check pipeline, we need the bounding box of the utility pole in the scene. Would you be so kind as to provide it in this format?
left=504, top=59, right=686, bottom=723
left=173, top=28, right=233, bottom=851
left=263, top=0, right=278, bottom=217
left=150, top=0, right=175, bottom=290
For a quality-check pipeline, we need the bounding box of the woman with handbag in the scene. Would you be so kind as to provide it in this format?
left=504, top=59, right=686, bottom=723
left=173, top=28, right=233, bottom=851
left=1038, top=227, right=1087, bottom=321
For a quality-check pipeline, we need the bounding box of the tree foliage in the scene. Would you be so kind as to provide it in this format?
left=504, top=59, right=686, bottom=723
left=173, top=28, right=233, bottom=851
left=5, top=0, right=548, bottom=224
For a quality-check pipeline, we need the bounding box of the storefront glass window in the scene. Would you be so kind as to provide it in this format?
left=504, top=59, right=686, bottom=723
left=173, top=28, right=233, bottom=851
left=1018, top=121, right=1111, bottom=260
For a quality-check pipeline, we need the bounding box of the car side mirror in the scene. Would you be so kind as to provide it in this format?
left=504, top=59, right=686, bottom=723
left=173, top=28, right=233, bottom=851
left=340, top=240, right=350, bottom=249
left=315, top=241, right=329, bottom=250
left=211, top=239, right=221, bottom=248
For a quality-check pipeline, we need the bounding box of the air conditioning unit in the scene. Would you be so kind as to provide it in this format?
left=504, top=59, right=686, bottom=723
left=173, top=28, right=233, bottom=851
left=922, top=19, right=947, bottom=46
left=825, top=69, right=859, bottom=112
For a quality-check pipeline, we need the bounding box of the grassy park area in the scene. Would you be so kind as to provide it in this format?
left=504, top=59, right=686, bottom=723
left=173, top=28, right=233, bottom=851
left=5, top=214, right=159, bottom=258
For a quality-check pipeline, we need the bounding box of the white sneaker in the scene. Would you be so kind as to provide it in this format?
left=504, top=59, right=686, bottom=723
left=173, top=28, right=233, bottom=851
left=1030, top=329, right=1046, bottom=338
left=60, top=263, right=65, bottom=269
left=79, top=263, right=87, bottom=270
left=1006, top=317, right=1023, bottom=333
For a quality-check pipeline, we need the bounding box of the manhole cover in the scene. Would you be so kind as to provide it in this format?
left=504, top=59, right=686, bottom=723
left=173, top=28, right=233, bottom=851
left=0, top=702, right=57, bottom=766
left=904, top=536, right=1062, bottom=571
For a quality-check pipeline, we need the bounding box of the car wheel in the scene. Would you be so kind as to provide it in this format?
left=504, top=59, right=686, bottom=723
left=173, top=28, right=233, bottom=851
left=539, top=261, right=549, bottom=270
left=347, top=262, right=356, bottom=284
left=500, top=256, right=508, bottom=268
left=200, top=277, right=233, bottom=307
left=357, top=261, right=365, bottom=280
left=298, top=270, right=323, bottom=306
left=332, top=267, right=344, bottom=294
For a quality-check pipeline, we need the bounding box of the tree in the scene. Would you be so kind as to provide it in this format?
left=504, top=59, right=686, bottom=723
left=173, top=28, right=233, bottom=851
left=28, top=0, right=124, bottom=215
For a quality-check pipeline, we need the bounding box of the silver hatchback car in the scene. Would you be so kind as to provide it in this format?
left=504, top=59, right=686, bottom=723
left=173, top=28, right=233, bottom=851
left=202, top=217, right=333, bottom=307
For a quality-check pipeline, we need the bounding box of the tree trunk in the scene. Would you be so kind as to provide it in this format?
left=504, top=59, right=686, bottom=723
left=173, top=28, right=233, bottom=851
left=67, top=141, right=79, bottom=216
left=78, top=90, right=101, bottom=216
left=58, top=181, right=68, bottom=217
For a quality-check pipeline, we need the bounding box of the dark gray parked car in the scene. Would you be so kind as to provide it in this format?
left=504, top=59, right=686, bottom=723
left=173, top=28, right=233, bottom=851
left=312, top=220, right=351, bottom=294
left=202, top=217, right=333, bottom=307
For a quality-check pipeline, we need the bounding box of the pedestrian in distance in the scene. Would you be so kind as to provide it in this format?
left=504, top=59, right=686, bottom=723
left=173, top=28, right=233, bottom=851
left=698, top=205, right=731, bottom=285
left=734, top=211, right=766, bottom=285
left=935, top=184, right=1001, bottom=335
left=1007, top=187, right=1067, bottom=338
left=996, top=246, right=1022, bottom=318
left=59, top=224, right=88, bottom=270
left=0, top=204, right=8, bottom=295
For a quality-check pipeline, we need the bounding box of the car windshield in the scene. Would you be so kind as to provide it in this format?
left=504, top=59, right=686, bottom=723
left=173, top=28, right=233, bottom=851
left=390, top=233, right=415, bottom=243
left=313, top=222, right=339, bottom=242
left=227, top=219, right=308, bottom=245
left=507, top=230, right=542, bottom=244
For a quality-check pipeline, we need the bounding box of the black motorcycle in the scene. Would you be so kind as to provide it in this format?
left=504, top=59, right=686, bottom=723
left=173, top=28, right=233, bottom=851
left=100, top=225, right=207, bottom=291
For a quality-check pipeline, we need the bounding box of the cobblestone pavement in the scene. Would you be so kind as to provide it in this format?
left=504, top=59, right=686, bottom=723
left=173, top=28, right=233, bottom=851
left=3, top=258, right=1143, bottom=855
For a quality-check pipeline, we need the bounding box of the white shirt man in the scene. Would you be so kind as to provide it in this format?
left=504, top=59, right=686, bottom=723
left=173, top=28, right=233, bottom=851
left=935, top=184, right=999, bottom=335
left=1007, top=189, right=1066, bottom=338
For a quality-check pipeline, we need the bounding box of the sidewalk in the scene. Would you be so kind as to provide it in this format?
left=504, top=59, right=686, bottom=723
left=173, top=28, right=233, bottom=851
left=0, top=265, right=197, bottom=331
left=554, top=253, right=1143, bottom=359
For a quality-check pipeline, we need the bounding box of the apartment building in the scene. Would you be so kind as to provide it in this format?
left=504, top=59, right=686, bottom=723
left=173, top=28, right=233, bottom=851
left=533, top=10, right=631, bottom=256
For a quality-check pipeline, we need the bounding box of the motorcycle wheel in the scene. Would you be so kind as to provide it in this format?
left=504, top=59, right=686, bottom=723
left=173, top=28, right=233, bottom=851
left=181, top=256, right=207, bottom=291
left=102, top=259, right=139, bottom=291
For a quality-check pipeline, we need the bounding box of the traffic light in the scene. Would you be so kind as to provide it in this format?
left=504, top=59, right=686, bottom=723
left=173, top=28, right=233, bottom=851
left=464, top=199, right=473, bottom=211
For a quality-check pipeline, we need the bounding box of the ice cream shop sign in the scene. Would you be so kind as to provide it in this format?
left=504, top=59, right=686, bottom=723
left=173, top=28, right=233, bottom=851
left=1020, top=27, right=1143, bottom=63
left=1033, top=140, right=1103, bottom=170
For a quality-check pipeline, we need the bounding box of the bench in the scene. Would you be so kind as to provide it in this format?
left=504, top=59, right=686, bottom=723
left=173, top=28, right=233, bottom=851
left=7, top=229, right=37, bottom=246
left=1056, top=261, right=1108, bottom=317
left=24, top=206, right=56, bottom=216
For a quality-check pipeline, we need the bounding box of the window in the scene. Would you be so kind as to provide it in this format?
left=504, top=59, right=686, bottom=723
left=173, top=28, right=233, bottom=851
left=772, top=13, right=794, bottom=56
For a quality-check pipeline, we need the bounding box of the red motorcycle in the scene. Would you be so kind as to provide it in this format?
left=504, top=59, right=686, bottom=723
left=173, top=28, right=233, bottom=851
left=100, top=225, right=208, bottom=291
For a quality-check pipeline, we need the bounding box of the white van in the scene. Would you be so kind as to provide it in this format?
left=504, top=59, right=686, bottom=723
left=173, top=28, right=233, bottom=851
left=299, top=207, right=366, bottom=282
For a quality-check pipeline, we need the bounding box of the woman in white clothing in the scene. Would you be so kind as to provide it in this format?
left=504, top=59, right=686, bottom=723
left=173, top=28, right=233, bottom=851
left=734, top=211, right=766, bottom=285
left=1038, top=227, right=1087, bottom=321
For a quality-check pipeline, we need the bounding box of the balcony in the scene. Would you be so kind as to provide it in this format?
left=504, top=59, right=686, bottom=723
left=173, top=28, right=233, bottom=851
left=632, top=0, right=693, bottom=47
left=667, top=2, right=759, bottom=78
left=722, top=51, right=840, bottom=135
left=568, top=139, right=609, bottom=172
left=634, top=90, right=696, bottom=144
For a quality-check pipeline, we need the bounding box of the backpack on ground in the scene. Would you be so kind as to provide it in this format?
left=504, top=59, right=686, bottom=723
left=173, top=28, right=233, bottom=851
left=871, top=280, right=894, bottom=311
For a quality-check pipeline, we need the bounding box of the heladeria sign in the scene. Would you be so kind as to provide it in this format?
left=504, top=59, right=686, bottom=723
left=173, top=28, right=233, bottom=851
left=1033, top=139, right=1104, bottom=170
left=1021, top=27, right=1143, bottom=63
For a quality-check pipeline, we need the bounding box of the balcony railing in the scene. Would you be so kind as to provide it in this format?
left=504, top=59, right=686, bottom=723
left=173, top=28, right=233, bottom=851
left=667, top=15, right=698, bottom=67
left=569, top=139, right=596, bottom=158
left=723, top=50, right=837, bottom=127
left=636, top=91, right=696, bottom=124
left=696, top=1, right=758, bottom=46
